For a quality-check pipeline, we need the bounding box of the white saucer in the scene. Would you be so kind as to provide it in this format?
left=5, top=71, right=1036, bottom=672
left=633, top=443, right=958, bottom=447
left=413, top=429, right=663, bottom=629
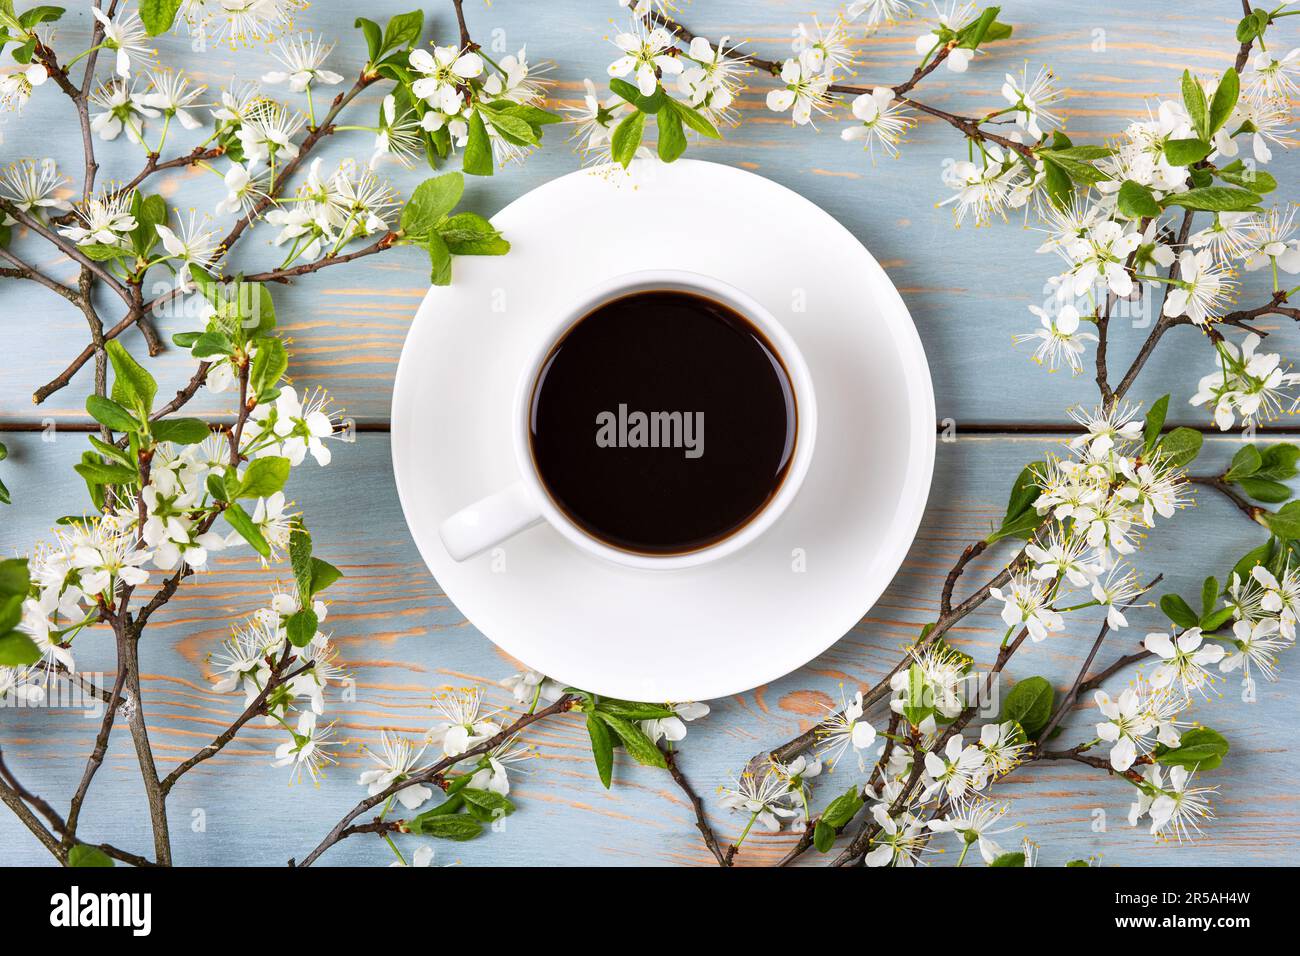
left=391, top=159, right=935, bottom=702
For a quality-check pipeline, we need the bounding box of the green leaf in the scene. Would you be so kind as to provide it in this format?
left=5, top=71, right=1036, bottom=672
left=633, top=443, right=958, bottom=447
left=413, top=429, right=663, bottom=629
left=1256, top=444, right=1300, bottom=481
left=1200, top=576, right=1219, bottom=619
left=1164, top=138, right=1212, bottom=167
left=999, top=676, right=1054, bottom=735
left=594, top=699, right=675, bottom=720
left=285, top=607, right=318, bottom=647
left=1235, top=477, right=1291, bottom=503
left=1226, top=444, right=1263, bottom=480
left=1157, top=427, right=1203, bottom=467
left=0, top=558, right=27, bottom=597
left=1163, top=186, right=1262, bottom=212
left=249, top=337, right=287, bottom=400
left=609, top=77, right=667, bottom=114
left=1040, top=158, right=1073, bottom=209
left=130, top=193, right=168, bottom=258
left=106, top=340, right=157, bottom=417
left=462, top=110, right=493, bottom=177
left=17, top=6, right=64, bottom=30
left=309, top=558, right=343, bottom=597
left=223, top=502, right=270, bottom=556
left=611, top=110, right=646, bottom=168
left=482, top=108, right=538, bottom=146
left=1160, top=593, right=1199, bottom=629
left=190, top=330, right=234, bottom=358
left=381, top=9, right=423, bottom=52
left=235, top=456, right=290, bottom=499
left=989, top=851, right=1026, bottom=867
left=587, top=713, right=614, bottom=789
left=955, top=6, right=999, bottom=48
left=1118, top=179, right=1162, bottom=219
left=669, top=98, right=721, bottom=139
left=427, top=230, right=452, bottom=286
left=1143, top=395, right=1170, bottom=452
left=401, top=172, right=465, bottom=236
left=289, top=520, right=313, bottom=603
left=1216, top=161, right=1275, bottom=194
left=1232, top=541, right=1272, bottom=581
left=901, top=662, right=933, bottom=728
left=820, top=785, right=864, bottom=829
left=67, top=844, right=115, bottom=867
left=138, top=0, right=181, bottom=35
left=1261, top=501, right=1300, bottom=540
left=1200, top=606, right=1236, bottom=632
left=1039, top=152, right=1109, bottom=185
left=813, top=818, right=836, bottom=853
left=595, top=711, right=666, bottom=769
left=1156, top=727, right=1229, bottom=771
left=85, top=394, right=139, bottom=432
left=462, top=788, right=515, bottom=819
left=407, top=813, right=483, bottom=841
left=0, top=631, right=41, bottom=667
left=1182, top=70, right=1208, bottom=139
left=655, top=102, right=687, bottom=162
left=987, top=462, right=1042, bottom=543
left=355, top=16, right=382, bottom=60
left=150, top=418, right=210, bottom=445
left=438, top=212, right=509, bottom=256
left=74, top=460, right=138, bottom=486
left=1209, top=68, right=1240, bottom=135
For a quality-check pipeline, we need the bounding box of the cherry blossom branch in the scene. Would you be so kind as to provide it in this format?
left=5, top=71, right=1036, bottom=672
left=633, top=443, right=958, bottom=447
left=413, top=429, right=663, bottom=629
left=1190, top=474, right=1266, bottom=522
left=0, top=247, right=81, bottom=304
left=243, top=233, right=398, bottom=283
left=294, top=695, right=579, bottom=867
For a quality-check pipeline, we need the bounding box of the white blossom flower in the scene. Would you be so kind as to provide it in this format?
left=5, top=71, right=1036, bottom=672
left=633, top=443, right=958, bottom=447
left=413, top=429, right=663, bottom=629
left=390, top=845, right=435, bottom=868
left=1190, top=211, right=1256, bottom=264
left=1161, top=249, right=1235, bottom=325
left=792, top=15, right=853, bottom=77
left=1246, top=48, right=1300, bottom=101
left=89, top=78, right=157, bottom=144
left=58, top=189, right=138, bottom=246
left=1224, top=570, right=1267, bottom=624
left=1001, top=64, right=1061, bottom=139
left=677, top=35, right=749, bottom=126
left=1144, top=629, right=1226, bottom=698
left=1240, top=207, right=1300, bottom=274
left=211, top=80, right=261, bottom=126
left=210, top=616, right=277, bottom=699
left=1191, top=334, right=1299, bottom=431
left=1221, top=616, right=1288, bottom=682
left=214, top=162, right=268, bottom=217
left=1, top=63, right=48, bottom=112
left=640, top=700, right=709, bottom=745
left=236, top=100, right=305, bottom=166
left=719, top=768, right=799, bottom=833
left=183, top=0, right=307, bottom=47
left=500, top=669, right=565, bottom=706
left=1065, top=220, right=1142, bottom=297
left=246, top=385, right=338, bottom=465
left=1026, top=526, right=1093, bottom=587
left=914, top=1, right=978, bottom=72
left=766, top=57, right=832, bottom=127
left=817, top=687, right=878, bottom=768
left=426, top=687, right=502, bottom=757
left=263, top=33, right=343, bottom=91
left=273, top=711, right=338, bottom=784
left=481, top=46, right=549, bottom=106
left=864, top=804, right=930, bottom=866
left=0, top=158, right=69, bottom=222
left=1089, top=563, right=1146, bottom=629
left=607, top=20, right=681, bottom=98
left=410, top=44, right=484, bottom=113
left=370, top=94, right=423, bottom=168
left=1235, top=96, right=1292, bottom=163
left=928, top=797, right=1017, bottom=864
left=358, top=732, right=433, bottom=810
left=1251, top=564, right=1300, bottom=639
left=841, top=87, right=913, bottom=161
left=139, top=69, right=205, bottom=130
left=923, top=733, right=988, bottom=801
left=1014, top=303, right=1096, bottom=374
left=847, top=0, right=914, bottom=28
left=990, top=570, right=1064, bottom=642
left=938, top=148, right=1020, bottom=225
left=156, top=210, right=219, bottom=281
left=70, top=518, right=151, bottom=596
left=1067, top=401, right=1143, bottom=458
left=1094, top=687, right=1154, bottom=771
left=468, top=736, right=534, bottom=795
left=92, top=4, right=152, bottom=79
left=1149, top=765, right=1216, bottom=843
left=565, top=78, right=630, bottom=161
left=978, top=720, right=1030, bottom=777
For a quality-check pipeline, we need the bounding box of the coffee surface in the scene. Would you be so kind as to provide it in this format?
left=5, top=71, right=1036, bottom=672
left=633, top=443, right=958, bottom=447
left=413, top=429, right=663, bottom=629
left=529, top=290, right=796, bottom=555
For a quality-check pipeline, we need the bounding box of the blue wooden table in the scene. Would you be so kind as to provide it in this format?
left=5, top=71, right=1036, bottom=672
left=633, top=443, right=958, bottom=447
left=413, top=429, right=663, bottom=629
left=3, top=0, right=1298, bottom=866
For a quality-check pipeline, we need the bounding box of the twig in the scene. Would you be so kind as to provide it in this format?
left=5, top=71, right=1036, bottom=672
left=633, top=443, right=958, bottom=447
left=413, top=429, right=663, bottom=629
left=0, top=248, right=81, bottom=303
left=664, top=749, right=733, bottom=867
left=1077, top=650, right=1152, bottom=695
left=1190, top=474, right=1265, bottom=523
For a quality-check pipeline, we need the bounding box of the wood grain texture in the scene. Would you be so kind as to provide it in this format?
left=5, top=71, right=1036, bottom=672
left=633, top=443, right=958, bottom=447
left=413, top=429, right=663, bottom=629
left=1, top=433, right=1297, bottom=866
left=2, top=0, right=1299, bottom=867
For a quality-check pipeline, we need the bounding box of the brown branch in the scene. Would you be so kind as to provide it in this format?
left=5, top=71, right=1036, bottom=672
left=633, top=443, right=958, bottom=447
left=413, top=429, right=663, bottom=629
left=62, top=665, right=128, bottom=848
left=1077, top=650, right=1152, bottom=695
left=664, top=749, right=733, bottom=867
left=1190, top=474, right=1266, bottom=523
left=243, top=233, right=398, bottom=283
left=0, top=248, right=81, bottom=303
left=452, top=0, right=474, bottom=49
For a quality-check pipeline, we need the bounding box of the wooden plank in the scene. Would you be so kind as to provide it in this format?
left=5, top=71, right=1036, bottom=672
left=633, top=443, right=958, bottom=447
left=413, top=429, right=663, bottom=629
left=3, top=1, right=1295, bottom=427
left=2, top=432, right=1296, bottom=866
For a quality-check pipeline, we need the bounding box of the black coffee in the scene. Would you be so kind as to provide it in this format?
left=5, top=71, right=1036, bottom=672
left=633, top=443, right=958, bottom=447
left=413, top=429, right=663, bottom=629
left=529, top=289, right=797, bottom=556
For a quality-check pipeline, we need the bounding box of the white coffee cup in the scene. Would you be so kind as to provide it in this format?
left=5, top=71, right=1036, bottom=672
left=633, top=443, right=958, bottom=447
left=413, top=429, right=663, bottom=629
left=437, top=269, right=817, bottom=570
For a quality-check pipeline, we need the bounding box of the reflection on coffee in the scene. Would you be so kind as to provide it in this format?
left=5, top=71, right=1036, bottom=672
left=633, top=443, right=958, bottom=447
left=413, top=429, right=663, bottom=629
left=529, top=289, right=797, bottom=556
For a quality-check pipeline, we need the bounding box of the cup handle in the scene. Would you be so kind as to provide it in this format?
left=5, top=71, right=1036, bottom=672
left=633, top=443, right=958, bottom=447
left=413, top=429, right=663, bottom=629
left=438, top=481, right=545, bottom=561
